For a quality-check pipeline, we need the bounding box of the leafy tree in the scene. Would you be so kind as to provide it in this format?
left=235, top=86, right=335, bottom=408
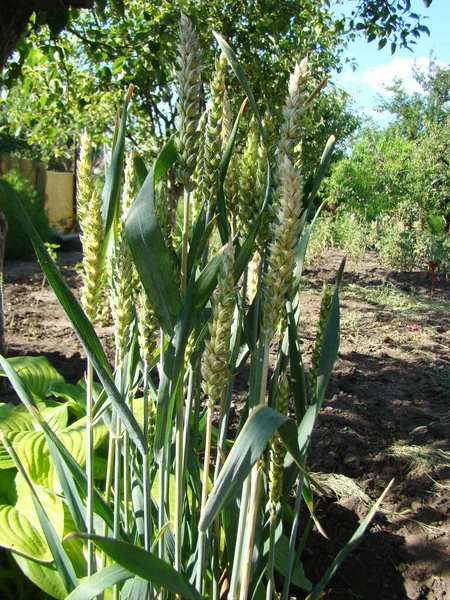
left=326, top=125, right=414, bottom=220
left=0, top=0, right=433, bottom=172
left=327, top=60, right=450, bottom=228
left=376, top=60, right=450, bottom=139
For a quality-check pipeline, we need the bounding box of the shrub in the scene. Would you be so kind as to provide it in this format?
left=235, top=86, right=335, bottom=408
left=1, top=166, right=53, bottom=259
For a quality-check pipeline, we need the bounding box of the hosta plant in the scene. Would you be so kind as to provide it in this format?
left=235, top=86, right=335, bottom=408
left=0, top=18, right=391, bottom=600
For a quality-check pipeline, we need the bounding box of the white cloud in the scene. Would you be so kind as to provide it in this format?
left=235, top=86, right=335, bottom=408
left=360, top=56, right=443, bottom=95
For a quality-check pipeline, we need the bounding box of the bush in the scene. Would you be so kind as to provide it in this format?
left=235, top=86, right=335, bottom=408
left=1, top=167, right=54, bottom=259
left=306, top=210, right=369, bottom=265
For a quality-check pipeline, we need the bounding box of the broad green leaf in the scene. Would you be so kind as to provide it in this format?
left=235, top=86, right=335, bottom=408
left=40, top=402, right=69, bottom=432
left=0, top=473, right=63, bottom=562
left=126, top=165, right=180, bottom=336
left=0, top=504, right=52, bottom=561
left=200, top=405, right=300, bottom=532
left=0, top=357, right=115, bottom=531
left=67, top=535, right=202, bottom=600
left=0, top=405, right=34, bottom=469
left=0, top=356, right=64, bottom=399
left=3, top=439, right=78, bottom=593
left=13, top=554, right=67, bottom=599
left=48, top=381, right=88, bottom=413
left=8, top=418, right=107, bottom=488
left=65, top=564, right=133, bottom=600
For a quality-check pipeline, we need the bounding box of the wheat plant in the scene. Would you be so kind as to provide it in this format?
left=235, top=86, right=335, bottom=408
left=0, top=17, right=393, bottom=600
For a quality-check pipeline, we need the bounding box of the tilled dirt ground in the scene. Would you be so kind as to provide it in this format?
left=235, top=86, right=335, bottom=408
left=3, top=248, right=450, bottom=599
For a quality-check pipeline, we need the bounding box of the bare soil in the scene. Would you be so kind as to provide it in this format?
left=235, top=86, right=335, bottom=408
left=3, top=248, right=450, bottom=600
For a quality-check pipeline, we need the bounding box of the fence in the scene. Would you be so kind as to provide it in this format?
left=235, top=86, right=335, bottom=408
left=0, top=155, right=75, bottom=231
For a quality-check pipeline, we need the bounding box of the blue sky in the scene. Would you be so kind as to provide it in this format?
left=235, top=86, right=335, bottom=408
left=333, top=0, right=449, bottom=126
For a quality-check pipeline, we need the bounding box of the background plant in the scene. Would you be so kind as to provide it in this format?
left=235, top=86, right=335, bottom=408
left=0, top=166, right=53, bottom=259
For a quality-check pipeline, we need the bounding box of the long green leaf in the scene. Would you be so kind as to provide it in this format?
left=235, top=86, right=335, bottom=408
left=307, top=480, right=395, bottom=600
left=153, top=277, right=194, bottom=461
left=287, top=302, right=307, bottom=421
left=213, top=32, right=266, bottom=145
left=0, top=181, right=147, bottom=455
left=126, top=165, right=181, bottom=335
left=66, top=564, right=133, bottom=600
left=101, top=85, right=133, bottom=236
left=199, top=405, right=300, bottom=532
left=2, top=434, right=78, bottom=594
left=67, top=535, right=202, bottom=600
left=300, top=134, right=335, bottom=229
left=216, top=98, right=247, bottom=243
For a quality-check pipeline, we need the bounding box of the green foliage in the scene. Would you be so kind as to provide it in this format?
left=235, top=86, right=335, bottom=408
left=0, top=167, right=53, bottom=259
left=1, top=0, right=362, bottom=173
left=306, top=211, right=369, bottom=265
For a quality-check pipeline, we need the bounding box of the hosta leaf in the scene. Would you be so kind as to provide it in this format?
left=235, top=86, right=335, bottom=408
left=0, top=405, right=34, bottom=469
left=40, top=402, right=69, bottom=432
left=0, top=356, right=64, bottom=399
left=0, top=504, right=52, bottom=561
left=8, top=418, right=107, bottom=489
left=58, top=418, right=108, bottom=468
left=47, top=381, right=87, bottom=415
left=4, top=441, right=78, bottom=594
left=0, top=474, right=64, bottom=562
left=13, top=553, right=67, bottom=600
left=8, top=431, right=53, bottom=488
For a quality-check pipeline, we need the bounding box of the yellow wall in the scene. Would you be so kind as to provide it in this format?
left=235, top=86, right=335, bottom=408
left=0, top=155, right=75, bottom=231
left=43, top=172, right=75, bottom=231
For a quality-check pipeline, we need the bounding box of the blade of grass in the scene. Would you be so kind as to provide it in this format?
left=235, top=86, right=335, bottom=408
left=306, top=480, right=395, bottom=600
left=65, top=564, right=133, bottom=600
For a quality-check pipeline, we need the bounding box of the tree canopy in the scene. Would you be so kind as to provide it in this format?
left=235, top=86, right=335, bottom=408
left=326, top=60, right=450, bottom=230
left=0, top=0, right=433, bottom=171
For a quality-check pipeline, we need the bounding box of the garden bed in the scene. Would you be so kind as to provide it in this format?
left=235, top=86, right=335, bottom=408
left=3, top=247, right=450, bottom=599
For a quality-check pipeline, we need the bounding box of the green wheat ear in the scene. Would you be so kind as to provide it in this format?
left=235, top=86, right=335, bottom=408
left=77, top=132, right=104, bottom=323
left=309, top=282, right=332, bottom=401
left=175, top=13, right=204, bottom=191
left=269, top=374, right=289, bottom=508
left=262, top=155, right=304, bottom=338
left=201, top=240, right=236, bottom=408
left=202, top=53, right=227, bottom=214
left=108, top=152, right=136, bottom=365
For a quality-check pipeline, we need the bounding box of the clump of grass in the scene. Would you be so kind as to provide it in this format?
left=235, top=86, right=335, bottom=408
left=313, top=472, right=372, bottom=506
left=389, top=443, right=450, bottom=475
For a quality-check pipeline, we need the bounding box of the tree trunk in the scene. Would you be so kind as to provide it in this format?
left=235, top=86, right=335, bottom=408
left=0, top=6, right=33, bottom=70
